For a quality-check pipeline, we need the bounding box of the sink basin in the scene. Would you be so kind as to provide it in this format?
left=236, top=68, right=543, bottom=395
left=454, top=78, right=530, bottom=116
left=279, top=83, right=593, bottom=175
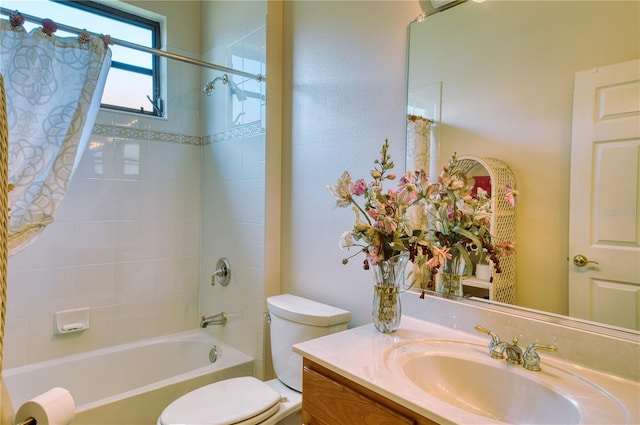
left=385, top=339, right=629, bottom=424
left=402, top=351, right=579, bottom=423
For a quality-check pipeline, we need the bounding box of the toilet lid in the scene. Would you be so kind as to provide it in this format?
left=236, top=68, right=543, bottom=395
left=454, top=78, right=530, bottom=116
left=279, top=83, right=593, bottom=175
left=158, top=376, right=282, bottom=425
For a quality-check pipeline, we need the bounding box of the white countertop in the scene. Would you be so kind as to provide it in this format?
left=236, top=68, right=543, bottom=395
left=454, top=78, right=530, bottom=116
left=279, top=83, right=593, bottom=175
left=293, top=316, right=640, bottom=425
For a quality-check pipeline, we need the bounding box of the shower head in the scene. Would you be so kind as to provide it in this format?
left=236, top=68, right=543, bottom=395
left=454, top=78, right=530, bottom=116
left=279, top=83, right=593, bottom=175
left=202, top=74, right=228, bottom=96
left=202, top=73, right=247, bottom=102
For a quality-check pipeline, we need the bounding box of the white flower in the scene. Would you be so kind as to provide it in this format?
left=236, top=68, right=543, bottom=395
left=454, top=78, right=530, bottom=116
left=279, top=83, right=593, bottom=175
left=405, top=200, right=427, bottom=233
left=338, top=231, right=354, bottom=251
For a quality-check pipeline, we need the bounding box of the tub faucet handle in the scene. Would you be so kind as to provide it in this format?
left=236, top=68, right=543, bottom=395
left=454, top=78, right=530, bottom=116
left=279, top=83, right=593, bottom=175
left=211, top=257, right=231, bottom=286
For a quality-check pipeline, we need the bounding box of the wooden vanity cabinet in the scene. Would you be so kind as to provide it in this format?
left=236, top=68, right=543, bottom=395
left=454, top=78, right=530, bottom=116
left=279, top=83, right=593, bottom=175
left=301, top=358, right=439, bottom=425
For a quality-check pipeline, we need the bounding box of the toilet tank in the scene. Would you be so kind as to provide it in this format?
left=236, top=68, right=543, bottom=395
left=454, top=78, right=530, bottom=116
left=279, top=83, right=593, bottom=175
left=267, top=294, right=351, bottom=392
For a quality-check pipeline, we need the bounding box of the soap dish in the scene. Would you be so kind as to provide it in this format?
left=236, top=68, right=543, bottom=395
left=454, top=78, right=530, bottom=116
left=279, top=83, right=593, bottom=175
left=54, top=307, right=90, bottom=335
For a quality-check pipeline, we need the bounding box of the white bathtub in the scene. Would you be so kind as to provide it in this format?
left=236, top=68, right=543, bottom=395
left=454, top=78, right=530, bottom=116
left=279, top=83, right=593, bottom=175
left=3, top=329, right=254, bottom=424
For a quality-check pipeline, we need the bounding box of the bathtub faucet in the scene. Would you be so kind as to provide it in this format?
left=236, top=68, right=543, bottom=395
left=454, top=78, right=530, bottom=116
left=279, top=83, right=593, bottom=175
left=201, top=312, right=227, bottom=328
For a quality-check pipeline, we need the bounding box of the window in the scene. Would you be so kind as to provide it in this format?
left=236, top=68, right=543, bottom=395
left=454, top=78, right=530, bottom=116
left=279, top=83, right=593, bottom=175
left=2, top=0, right=162, bottom=116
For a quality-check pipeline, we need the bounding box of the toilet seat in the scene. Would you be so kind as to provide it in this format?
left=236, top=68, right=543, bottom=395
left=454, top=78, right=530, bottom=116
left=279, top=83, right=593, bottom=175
left=158, top=376, right=282, bottom=425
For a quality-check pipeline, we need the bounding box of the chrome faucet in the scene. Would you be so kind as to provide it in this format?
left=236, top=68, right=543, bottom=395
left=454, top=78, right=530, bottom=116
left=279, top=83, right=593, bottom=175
left=523, top=342, right=558, bottom=371
left=493, top=337, right=523, bottom=365
left=200, top=312, right=227, bottom=328
left=475, top=324, right=558, bottom=371
left=474, top=325, right=507, bottom=359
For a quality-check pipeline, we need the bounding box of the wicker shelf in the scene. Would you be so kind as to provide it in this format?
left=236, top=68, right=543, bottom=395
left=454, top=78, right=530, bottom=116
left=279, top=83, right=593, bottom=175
left=456, top=155, right=517, bottom=305
left=463, top=276, right=491, bottom=290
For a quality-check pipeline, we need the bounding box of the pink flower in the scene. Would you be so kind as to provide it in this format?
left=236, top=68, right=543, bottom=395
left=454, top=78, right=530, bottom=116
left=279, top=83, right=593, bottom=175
left=352, top=179, right=367, bottom=196
left=366, top=246, right=380, bottom=265
left=447, top=205, right=455, bottom=222
left=426, top=246, right=452, bottom=268
left=398, top=173, right=418, bottom=203
left=505, top=185, right=518, bottom=207
left=496, top=241, right=516, bottom=257
left=382, top=216, right=398, bottom=233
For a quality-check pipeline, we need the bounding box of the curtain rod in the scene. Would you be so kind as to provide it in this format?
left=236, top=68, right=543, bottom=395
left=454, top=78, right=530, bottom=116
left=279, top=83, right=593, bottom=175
left=0, top=7, right=265, bottom=82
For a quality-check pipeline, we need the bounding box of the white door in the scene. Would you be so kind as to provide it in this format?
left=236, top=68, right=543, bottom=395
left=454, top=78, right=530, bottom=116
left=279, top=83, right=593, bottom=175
left=569, top=59, right=640, bottom=330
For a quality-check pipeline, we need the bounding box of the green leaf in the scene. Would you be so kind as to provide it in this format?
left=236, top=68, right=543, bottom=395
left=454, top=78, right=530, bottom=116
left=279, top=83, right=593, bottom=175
left=453, top=242, right=473, bottom=277
left=452, top=225, right=482, bottom=248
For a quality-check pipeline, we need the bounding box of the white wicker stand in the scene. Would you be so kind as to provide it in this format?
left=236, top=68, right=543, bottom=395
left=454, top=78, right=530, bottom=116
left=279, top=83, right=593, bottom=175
left=456, top=155, right=517, bottom=305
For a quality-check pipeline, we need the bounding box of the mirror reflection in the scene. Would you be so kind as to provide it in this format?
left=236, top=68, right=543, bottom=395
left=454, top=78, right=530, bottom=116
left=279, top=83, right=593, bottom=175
left=407, top=0, right=639, bottom=330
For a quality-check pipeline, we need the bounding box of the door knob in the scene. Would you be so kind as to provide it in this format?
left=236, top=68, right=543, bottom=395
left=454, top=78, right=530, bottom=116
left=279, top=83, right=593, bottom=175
left=573, top=254, right=599, bottom=267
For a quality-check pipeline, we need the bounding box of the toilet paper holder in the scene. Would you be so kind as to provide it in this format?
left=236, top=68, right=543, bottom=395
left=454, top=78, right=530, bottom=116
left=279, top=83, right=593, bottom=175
left=16, top=417, right=35, bottom=425
left=54, top=307, right=90, bottom=335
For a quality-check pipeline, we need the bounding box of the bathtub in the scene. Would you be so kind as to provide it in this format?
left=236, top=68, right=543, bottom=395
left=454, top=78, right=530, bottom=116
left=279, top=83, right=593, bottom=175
left=3, top=329, right=254, bottom=424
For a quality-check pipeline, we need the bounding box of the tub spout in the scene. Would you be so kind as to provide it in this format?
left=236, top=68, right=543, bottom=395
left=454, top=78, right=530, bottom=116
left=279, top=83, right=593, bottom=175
left=201, top=312, right=227, bottom=328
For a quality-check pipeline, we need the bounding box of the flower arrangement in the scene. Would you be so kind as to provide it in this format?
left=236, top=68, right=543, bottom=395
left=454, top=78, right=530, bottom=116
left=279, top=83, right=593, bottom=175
left=329, top=140, right=516, bottom=294
left=414, top=154, right=516, bottom=291
left=327, top=139, right=429, bottom=270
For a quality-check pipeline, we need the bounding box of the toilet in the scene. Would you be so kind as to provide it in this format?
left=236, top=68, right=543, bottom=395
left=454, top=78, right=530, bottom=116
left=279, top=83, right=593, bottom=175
left=157, top=294, right=351, bottom=425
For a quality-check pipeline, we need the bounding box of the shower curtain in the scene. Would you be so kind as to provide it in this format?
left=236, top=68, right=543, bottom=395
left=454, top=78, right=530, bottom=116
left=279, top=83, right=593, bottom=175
left=406, top=115, right=432, bottom=292
left=0, top=19, right=111, bottom=256
left=406, top=115, right=431, bottom=175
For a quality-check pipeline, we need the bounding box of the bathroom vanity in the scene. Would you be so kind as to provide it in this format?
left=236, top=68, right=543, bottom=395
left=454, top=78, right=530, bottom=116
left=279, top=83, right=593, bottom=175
left=302, top=358, right=435, bottom=424
left=293, top=301, right=640, bottom=425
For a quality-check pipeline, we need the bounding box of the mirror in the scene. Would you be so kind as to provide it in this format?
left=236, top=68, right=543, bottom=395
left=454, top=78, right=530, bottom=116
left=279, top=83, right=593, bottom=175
left=407, top=0, right=639, bottom=332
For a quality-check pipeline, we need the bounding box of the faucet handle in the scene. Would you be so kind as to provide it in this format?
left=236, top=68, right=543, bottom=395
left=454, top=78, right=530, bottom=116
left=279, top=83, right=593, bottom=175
left=474, top=325, right=503, bottom=359
left=523, top=342, right=558, bottom=371
left=474, top=324, right=500, bottom=342
left=474, top=324, right=491, bottom=335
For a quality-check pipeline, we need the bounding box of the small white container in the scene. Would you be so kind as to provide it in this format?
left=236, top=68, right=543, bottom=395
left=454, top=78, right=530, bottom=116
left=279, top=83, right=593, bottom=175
left=475, top=263, right=492, bottom=281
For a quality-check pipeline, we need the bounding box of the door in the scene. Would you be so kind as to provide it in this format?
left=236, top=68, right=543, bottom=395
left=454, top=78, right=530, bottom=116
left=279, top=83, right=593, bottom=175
left=569, top=59, right=640, bottom=330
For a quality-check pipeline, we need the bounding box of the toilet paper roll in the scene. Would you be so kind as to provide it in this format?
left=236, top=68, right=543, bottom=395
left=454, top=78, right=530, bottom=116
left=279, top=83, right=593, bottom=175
left=15, top=387, right=75, bottom=425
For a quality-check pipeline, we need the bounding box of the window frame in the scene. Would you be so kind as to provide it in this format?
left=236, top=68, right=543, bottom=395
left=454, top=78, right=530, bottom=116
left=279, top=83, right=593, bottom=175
left=52, top=0, right=162, bottom=117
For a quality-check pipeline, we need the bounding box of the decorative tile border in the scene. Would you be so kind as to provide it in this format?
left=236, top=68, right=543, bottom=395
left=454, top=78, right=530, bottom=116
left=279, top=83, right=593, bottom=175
left=209, top=120, right=265, bottom=143
left=92, top=120, right=264, bottom=145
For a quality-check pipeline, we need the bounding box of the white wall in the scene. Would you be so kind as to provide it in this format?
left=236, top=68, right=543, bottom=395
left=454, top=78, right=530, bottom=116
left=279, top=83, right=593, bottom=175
left=279, top=1, right=421, bottom=326
left=279, top=0, right=640, bottom=325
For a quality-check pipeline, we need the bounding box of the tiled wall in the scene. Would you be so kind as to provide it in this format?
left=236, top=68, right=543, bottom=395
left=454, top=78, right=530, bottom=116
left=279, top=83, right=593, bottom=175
left=4, top=118, right=202, bottom=368
left=198, top=0, right=267, bottom=378
left=199, top=131, right=266, bottom=372
left=3, top=10, right=206, bottom=366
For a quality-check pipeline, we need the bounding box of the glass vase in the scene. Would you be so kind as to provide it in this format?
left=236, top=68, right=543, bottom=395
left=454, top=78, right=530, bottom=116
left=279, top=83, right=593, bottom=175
left=437, top=249, right=465, bottom=297
left=370, top=252, right=410, bottom=333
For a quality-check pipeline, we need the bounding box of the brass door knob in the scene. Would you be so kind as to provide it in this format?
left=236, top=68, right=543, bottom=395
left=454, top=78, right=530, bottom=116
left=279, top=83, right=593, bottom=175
left=573, top=254, right=599, bottom=267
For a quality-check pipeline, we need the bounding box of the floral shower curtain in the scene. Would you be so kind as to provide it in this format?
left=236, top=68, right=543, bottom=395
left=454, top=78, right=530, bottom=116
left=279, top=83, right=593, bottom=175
left=0, top=18, right=111, bottom=256
left=406, top=115, right=432, bottom=291
left=406, top=115, right=432, bottom=175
